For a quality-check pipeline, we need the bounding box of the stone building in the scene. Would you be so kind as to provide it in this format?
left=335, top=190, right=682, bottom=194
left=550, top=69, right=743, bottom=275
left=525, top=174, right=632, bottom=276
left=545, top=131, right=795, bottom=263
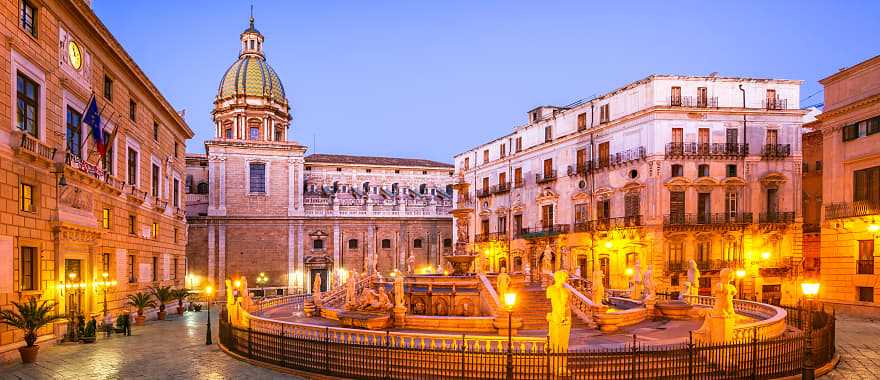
left=185, top=17, right=453, bottom=295
left=453, top=74, right=806, bottom=305
left=813, top=55, right=880, bottom=315
left=801, top=127, right=822, bottom=276
left=0, top=0, right=192, bottom=355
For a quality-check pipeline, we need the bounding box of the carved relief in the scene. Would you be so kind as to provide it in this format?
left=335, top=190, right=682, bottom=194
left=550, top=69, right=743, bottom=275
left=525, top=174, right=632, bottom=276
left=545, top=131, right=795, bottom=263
left=60, top=185, right=92, bottom=211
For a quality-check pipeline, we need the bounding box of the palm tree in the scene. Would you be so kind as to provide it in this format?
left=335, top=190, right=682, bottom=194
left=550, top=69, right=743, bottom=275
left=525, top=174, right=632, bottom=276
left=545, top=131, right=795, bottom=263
left=173, top=288, right=191, bottom=314
left=0, top=298, right=64, bottom=363
left=126, top=292, right=156, bottom=326
left=149, top=285, right=175, bottom=320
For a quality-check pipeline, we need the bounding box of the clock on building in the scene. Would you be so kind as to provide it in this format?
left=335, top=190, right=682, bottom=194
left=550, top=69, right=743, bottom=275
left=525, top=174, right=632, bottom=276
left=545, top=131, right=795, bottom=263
left=67, top=40, right=82, bottom=70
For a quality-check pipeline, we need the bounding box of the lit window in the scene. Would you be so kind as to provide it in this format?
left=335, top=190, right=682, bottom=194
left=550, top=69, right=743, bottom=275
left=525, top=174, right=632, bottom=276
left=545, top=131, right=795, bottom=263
left=151, top=222, right=159, bottom=239
left=102, top=208, right=111, bottom=229
left=16, top=72, right=39, bottom=137
left=20, top=183, right=34, bottom=212
left=19, top=0, right=37, bottom=37
left=20, top=247, right=37, bottom=291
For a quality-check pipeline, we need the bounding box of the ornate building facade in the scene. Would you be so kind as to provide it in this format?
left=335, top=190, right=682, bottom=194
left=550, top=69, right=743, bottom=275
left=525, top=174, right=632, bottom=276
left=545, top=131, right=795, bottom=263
left=453, top=74, right=806, bottom=305
left=185, top=17, right=453, bottom=295
left=813, top=55, right=880, bottom=315
left=1, top=0, right=192, bottom=355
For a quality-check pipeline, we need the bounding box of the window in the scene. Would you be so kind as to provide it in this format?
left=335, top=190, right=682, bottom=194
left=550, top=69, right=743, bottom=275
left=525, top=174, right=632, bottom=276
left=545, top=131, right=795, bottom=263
left=697, top=87, right=708, bottom=107
left=514, top=168, right=523, bottom=187
left=498, top=172, right=507, bottom=187
left=668, top=241, right=683, bottom=265
left=497, top=216, right=507, bottom=233
left=129, top=99, right=137, bottom=121
left=151, top=222, right=159, bottom=239
left=868, top=116, right=880, bottom=136
left=481, top=177, right=489, bottom=193
left=413, top=239, right=423, bottom=249
left=697, top=241, right=711, bottom=263
left=249, top=126, right=260, bottom=140
left=20, top=247, right=37, bottom=291
left=127, top=148, right=138, bottom=185
left=151, top=256, right=158, bottom=282
left=443, top=238, right=452, bottom=248
left=125, top=255, right=135, bottom=283
left=225, top=128, right=233, bottom=139
left=515, top=137, right=522, bottom=152
left=500, top=144, right=506, bottom=158
left=577, top=112, right=587, bottom=131
left=66, top=107, right=83, bottom=158
left=598, top=142, right=610, bottom=166
left=672, top=128, right=683, bottom=144
left=766, top=188, right=779, bottom=214
left=842, top=123, right=860, bottom=141
left=102, top=208, right=111, bottom=229
left=173, top=228, right=178, bottom=243
left=16, top=72, right=39, bottom=137
left=20, top=183, right=34, bottom=212
left=249, top=162, right=266, bottom=193
left=858, top=240, right=874, bottom=275
left=102, top=253, right=111, bottom=275
left=597, top=199, right=610, bottom=220
left=481, top=219, right=490, bottom=235
left=101, top=131, right=113, bottom=174
left=725, top=192, right=738, bottom=217
left=348, top=239, right=358, bottom=249
left=463, top=158, right=469, bottom=171
left=853, top=165, right=880, bottom=206
left=381, top=239, right=391, bottom=249
left=274, top=129, right=283, bottom=141
left=599, top=104, right=610, bottom=123
left=313, top=239, right=324, bottom=250
left=483, top=149, right=489, bottom=163
left=541, top=204, right=554, bottom=227
left=151, top=163, right=160, bottom=197
left=671, top=164, right=683, bottom=177
left=576, top=148, right=587, bottom=171
left=103, top=75, right=113, bottom=100
left=19, top=0, right=37, bottom=36
left=726, top=164, right=737, bottom=178
left=172, top=257, right=178, bottom=280
left=153, top=122, right=159, bottom=141
left=172, top=178, right=180, bottom=207
left=670, top=191, right=685, bottom=219
left=574, top=203, right=588, bottom=223
left=698, top=164, right=709, bottom=177
left=129, top=214, right=137, bottom=235
left=698, top=193, right=711, bottom=223
left=803, top=163, right=809, bottom=173
left=670, top=86, right=681, bottom=106
left=857, top=287, right=874, bottom=303
left=698, top=128, right=710, bottom=146
left=513, top=214, right=523, bottom=233
left=766, top=129, right=778, bottom=146
left=197, top=182, right=208, bottom=194
left=543, top=158, right=553, bottom=178
left=544, top=126, right=552, bottom=142
left=815, top=161, right=823, bottom=171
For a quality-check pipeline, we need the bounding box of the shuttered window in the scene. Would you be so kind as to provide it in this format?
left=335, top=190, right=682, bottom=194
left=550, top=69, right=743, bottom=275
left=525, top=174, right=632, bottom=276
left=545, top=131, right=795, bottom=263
left=249, top=162, right=266, bottom=193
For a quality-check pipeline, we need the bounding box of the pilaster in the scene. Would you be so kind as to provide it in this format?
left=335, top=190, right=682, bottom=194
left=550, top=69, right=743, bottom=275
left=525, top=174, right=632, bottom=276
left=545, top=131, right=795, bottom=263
left=288, top=223, right=296, bottom=288
left=218, top=224, right=226, bottom=292
left=207, top=224, right=215, bottom=285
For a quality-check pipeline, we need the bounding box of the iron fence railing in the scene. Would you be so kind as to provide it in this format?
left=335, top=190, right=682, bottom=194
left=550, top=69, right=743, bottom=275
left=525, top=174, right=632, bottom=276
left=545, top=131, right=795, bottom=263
left=824, top=200, right=880, bottom=219
left=761, top=144, right=791, bottom=159
left=668, top=96, right=719, bottom=108
left=664, top=143, right=749, bottom=158
left=535, top=170, right=558, bottom=184
left=758, top=212, right=795, bottom=224
left=763, top=97, right=789, bottom=110
left=491, top=182, right=511, bottom=194
left=663, top=213, right=753, bottom=228
left=857, top=259, right=874, bottom=275
left=517, top=224, right=569, bottom=239
left=569, top=147, right=647, bottom=176
left=572, top=216, right=643, bottom=232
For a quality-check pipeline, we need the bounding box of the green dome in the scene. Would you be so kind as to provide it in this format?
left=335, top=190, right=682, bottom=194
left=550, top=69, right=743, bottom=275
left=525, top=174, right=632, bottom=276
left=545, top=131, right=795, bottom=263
left=217, top=55, right=286, bottom=104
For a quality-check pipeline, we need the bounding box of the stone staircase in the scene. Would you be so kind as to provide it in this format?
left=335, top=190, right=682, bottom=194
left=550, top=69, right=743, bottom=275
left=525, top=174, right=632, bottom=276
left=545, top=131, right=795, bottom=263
left=516, top=284, right=591, bottom=331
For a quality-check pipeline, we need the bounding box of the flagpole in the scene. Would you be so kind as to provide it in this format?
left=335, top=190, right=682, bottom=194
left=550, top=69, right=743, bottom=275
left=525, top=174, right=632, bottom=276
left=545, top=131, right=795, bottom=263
left=76, top=93, right=97, bottom=157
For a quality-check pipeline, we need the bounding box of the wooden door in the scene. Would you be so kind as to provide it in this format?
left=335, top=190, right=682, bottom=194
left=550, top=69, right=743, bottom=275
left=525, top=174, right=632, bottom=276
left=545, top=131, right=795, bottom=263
left=598, top=142, right=610, bottom=166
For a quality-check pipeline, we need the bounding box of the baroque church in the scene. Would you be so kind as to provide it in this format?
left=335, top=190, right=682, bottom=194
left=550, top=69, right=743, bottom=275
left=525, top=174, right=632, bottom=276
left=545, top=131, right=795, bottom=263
left=185, top=16, right=454, bottom=294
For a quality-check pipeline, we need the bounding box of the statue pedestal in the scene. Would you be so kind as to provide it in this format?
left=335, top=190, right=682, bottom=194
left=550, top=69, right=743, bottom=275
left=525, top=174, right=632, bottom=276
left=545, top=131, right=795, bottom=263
left=694, top=313, right=735, bottom=343
left=492, top=312, right=522, bottom=336
left=393, top=306, right=407, bottom=328
left=303, top=300, right=318, bottom=317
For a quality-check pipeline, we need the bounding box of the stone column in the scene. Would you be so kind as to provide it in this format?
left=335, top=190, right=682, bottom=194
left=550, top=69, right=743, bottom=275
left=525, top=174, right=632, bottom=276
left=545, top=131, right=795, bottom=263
left=366, top=224, right=376, bottom=273
left=288, top=223, right=297, bottom=289
left=297, top=223, right=305, bottom=286
left=207, top=225, right=216, bottom=287
left=218, top=224, right=226, bottom=293
left=333, top=223, right=341, bottom=279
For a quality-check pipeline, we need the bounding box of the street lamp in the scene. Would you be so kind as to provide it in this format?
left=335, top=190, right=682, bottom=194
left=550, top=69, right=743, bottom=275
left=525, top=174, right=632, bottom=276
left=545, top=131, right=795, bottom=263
left=503, top=291, right=517, bottom=380
left=96, top=272, right=117, bottom=316
left=255, top=272, right=269, bottom=299
left=205, top=285, right=215, bottom=345
left=735, top=268, right=746, bottom=299
left=801, top=280, right=820, bottom=380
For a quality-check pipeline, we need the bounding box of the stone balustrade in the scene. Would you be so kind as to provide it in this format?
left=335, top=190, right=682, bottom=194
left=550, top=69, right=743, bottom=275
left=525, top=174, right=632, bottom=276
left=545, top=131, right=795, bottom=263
left=684, top=295, right=788, bottom=339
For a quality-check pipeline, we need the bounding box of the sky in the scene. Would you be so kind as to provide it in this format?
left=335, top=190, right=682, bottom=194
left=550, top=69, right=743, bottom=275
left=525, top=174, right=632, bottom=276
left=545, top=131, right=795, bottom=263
left=93, top=1, right=880, bottom=163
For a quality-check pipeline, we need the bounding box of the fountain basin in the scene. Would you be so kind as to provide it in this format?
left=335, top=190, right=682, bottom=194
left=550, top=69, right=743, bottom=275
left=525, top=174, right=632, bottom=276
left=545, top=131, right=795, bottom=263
left=655, top=300, right=695, bottom=320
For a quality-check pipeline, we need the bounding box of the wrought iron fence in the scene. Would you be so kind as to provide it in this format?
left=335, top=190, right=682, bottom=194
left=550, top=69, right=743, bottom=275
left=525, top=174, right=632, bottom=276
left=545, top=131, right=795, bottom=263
left=664, top=143, right=749, bottom=158
left=663, top=213, right=753, bottom=229
left=219, top=307, right=835, bottom=380
left=517, top=224, right=569, bottom=239
left=761, top=144, right=791, bottom=158
left=857, top=259, right=874, bottom=275
left=573, top=216, right=643, bottom=232
left=536, top=170, right=558, bottom=183
left=824, top=200, right=880, bottom=219
left=758, top=212, right=795, bottom=224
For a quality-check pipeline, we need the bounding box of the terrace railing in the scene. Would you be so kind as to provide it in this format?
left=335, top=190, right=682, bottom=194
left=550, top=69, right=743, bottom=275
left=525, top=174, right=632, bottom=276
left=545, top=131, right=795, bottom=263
left=664, top=142, right=749, bottom=158
left=761, top=144, right=791, bottom=159
left=824, top=200, right=880, bottom=219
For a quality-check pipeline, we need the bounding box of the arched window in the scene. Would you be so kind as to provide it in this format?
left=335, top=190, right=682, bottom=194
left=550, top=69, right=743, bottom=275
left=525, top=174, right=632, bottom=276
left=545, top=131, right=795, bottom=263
left=391, top=183, right=399, bottom=194
left=197, top=182, right=209, bottom=194
left=248, top=118, right=262, bottom=141
left=413, top=239, right=423, bottom=248
left=363, top=182, right=370, bottom=193
left=313, top=239, right=324, bottom=250
left=381, top=239, right=391, bottom=249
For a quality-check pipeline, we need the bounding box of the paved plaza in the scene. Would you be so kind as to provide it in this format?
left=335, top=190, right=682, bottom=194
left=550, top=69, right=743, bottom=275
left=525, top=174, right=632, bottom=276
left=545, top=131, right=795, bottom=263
left=0, top=309, right=876, bottom=379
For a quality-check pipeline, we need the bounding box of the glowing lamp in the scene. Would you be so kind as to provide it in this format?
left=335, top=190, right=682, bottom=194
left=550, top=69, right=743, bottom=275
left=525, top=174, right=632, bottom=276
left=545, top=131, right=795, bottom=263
left=604, top=241, right=614, bottom=249
left=735, top=269, right=747, bottom=279
left=206, top=285, right=214, bottom=295
left=624, top=267, right=634, bottom=277
left=801, top=280, right=820, bottom=299
left=761, top=251, right=771, bottom=261
left=503, top=291, right=517, bottom=310
left=868, top=224, right=880, bottom=233
left=102, top=272, right=109, bottom=279
left=69, top=272, right=77, bottom=280
left=234, top=279, right=241, bottom=288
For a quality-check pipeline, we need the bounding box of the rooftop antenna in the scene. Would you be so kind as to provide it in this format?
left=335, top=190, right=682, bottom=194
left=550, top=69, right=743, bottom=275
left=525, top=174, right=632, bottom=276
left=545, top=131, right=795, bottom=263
left=313, top=133, right=317, bottom=153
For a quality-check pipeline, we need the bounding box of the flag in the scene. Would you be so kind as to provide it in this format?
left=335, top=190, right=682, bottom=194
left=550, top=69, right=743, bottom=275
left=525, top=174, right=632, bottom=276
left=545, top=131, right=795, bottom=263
left=82, top=95, right=106, bottom=156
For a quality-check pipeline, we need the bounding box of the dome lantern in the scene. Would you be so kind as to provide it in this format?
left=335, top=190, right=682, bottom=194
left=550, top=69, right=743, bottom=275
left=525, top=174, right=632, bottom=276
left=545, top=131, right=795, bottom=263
left=240, top=7, right=264, bottom=58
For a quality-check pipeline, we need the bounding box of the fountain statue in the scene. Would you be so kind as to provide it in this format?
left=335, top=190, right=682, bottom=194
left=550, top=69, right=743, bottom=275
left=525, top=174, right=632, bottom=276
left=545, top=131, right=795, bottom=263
left=312, top=273, right=323, bottom=306
left=496, top=267, right=511, bottom=298
left=680, top=282, right=692, bottom=300
left=546, top=270, right=572, bottom=353
left=592, top=268, right=605, bottom=304
left=643, top=264, right=655, bottom=300
left=407, top=253, right=415, bottom=275
left=630, top=259, right=642, bottom=299
left=686, top=259, right=701, bottom=298
left=393, top=274, right=405, bottom=308
left=693, top=268, right=737, bottom=343
left=344, top=274, right=357, bottom=310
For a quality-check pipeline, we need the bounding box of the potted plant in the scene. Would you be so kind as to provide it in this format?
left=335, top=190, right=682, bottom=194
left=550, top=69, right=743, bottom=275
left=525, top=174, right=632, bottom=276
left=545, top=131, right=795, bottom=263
left=127, top=292, right=156, bottom=326
left=149, top=285, right=174, bottom=320
left=114, top=315, right=128, bottom=334
left=173, top=288, right=191, bottom=315
left=0, top=298, right=64, bottom=364
left=81, top=317, right=97, bottom=343
left=193, top=302, right=203, bottom=312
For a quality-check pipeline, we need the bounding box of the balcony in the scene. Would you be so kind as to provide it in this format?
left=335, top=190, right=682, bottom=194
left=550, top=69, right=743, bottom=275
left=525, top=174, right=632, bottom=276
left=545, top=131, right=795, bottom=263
left=857, top=259, right=874, bottom=275
left=491, top=182, right=511, bottom=195
left=475, top=188, right=492, bottom=198
left=665, top=261, right=686, bottom=274
left=153, top=197, right=168, bottom=211
left=696, top=259, right=744, bottom=272
left=474, top=232, right=508, bottom=243
left=761, top=144, right=791, bottom=159
left=825, top=201, right=880, bottom=219
left=763, top=97, right=789, bottom=110
left=664, top=143, right=749, bottom=158
left=536, top=170, right=557, bottom=184
left=573, top=216, right=643, bottom=232
left=517, top=224, right=569, bottom=239
left=126, top=185, right=148, bottom=203
left=513, top=180, right=525, bottom=189
left=758, top=211, right=795, bottom=224
left=65, top=152, right=126, bottom=194
left=569, top=147, right=647, bottom=176
left=668, top=96, right=718, bottom=108
left=12, top=130, right=56, bottom=163
left=663, top=213, right=753, bottom=231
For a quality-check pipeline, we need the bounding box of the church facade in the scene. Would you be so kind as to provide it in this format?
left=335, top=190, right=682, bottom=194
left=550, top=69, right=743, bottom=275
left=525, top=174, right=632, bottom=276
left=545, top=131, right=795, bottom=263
left=185, top=17, right=453, bottom=294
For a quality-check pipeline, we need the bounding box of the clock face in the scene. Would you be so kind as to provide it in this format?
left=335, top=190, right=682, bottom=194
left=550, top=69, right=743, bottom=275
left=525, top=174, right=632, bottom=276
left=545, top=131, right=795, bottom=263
left=68, top=41, right=82, bottom=70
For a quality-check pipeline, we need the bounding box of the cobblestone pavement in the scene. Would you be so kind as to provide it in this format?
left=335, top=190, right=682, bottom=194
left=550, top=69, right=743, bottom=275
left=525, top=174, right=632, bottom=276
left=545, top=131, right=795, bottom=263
left=821, top=314, right=880, bottom=380
left=0, top=310, right=303, bottom=380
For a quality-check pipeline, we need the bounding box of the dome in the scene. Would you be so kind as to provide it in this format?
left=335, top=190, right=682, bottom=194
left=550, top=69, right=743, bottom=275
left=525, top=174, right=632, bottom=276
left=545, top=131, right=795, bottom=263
left=216, top=55, right=287, bottom=104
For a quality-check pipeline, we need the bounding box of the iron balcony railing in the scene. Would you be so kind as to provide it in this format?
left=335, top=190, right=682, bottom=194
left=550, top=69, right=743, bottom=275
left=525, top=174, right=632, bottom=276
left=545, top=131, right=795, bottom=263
left=665, top=261, right=686, bottom=273
left=759, top=211, right=795, bottom=224
left=474, top=232, right=508, bottom=243
left=535, top=170, right=557, bottom=184
left=664, top=212, right=753, bottom=227
left=668, top=96, right=719, bottom=108
left=763, top=97, right=789, bottom=110
left=761, top=144, right=791, bottom=159
left=857, top=259, right=874, bottom=275
left=513, top=180, right=525, bottom=189
left=696, top=259, right=744, bottom=271
left=568, top=147, right=646, bottom=176
left=517, top=224, right=569, bottom=239
left=572, top=216, right=643, bottom=232
left=664, top=142, right=749, bottom=158
left=491, top=182, right=511, bottom=194
left=475, top=188, right=492, bottom=198
left=825, top=201, right=880, bottom=219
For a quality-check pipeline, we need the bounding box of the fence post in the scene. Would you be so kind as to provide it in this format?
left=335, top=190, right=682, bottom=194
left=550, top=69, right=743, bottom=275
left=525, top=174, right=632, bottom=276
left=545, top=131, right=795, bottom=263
left=460, top=334, right=466, bottom=380
left=545, top=335, right=551, bottom=380
left=631, top=334, right=638, bottom=379
left=324, top=327, right=330, bottom=374
left=687, top=331, right=694, bottom=380
left=385, top=331, right=391, bottom=380
left=247, top=319, right=253, bottom=357
left=751, top=327, right=758, bottom=380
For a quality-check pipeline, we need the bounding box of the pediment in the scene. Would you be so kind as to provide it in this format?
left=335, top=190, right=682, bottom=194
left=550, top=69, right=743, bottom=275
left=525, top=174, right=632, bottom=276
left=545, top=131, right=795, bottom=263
left=760, top=172, right=787, bottom=188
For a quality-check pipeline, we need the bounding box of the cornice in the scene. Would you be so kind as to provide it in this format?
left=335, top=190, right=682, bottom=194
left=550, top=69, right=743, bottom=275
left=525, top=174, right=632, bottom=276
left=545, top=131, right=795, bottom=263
left=816, top=93, right=880, bottom=122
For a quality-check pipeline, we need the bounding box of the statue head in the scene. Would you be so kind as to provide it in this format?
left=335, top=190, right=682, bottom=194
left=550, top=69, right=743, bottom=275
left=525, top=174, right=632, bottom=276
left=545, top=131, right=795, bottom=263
left=501, top=266, right=507, bottom=274
left=688, top=259, right=697, bottom=269
left=553, top=270, right=569, bottom=285
left=719, top=268, right=732, bottom=284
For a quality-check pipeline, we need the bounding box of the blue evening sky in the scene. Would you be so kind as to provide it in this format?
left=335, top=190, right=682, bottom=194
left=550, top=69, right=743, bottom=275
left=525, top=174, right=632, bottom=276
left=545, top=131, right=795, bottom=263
left=93, top=1, right=879, bottom=163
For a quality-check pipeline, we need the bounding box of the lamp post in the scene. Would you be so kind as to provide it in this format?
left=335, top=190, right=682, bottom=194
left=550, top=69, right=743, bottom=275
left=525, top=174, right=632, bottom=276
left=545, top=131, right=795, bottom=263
left=801, top=280, right=820, bottom=380
left=96, top=272, right=118, bottom=316
left=256, top=272, right=268, bottom=298
left=205, top=285, right=215, bottom=345
left=734, top=268, right=746, bottom=299
left=503, top=291, right=517, bottom=380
